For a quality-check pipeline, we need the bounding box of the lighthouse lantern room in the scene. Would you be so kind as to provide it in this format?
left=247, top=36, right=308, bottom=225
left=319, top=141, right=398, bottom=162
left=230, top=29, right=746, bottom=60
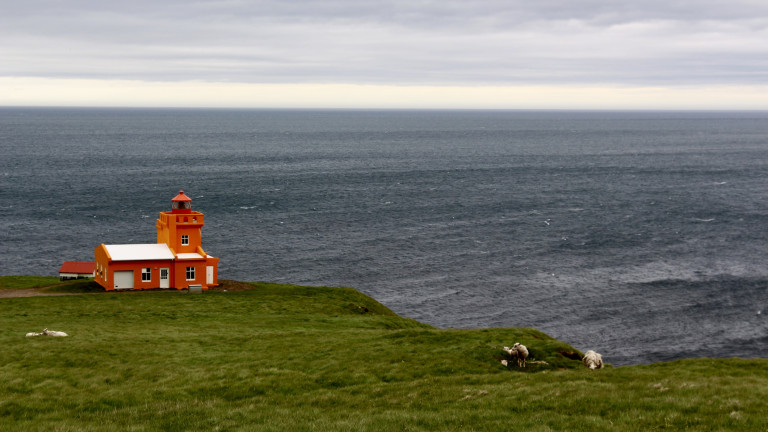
left=94, top=191, right=219, bottom=291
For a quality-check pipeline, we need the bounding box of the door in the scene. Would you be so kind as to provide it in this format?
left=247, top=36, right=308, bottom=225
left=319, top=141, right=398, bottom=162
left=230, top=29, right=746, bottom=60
left=159, top=268, right=169, bottom=289
left=206, top=266, right=214, bottom=285
left=114, top=271, right=134, bottom=290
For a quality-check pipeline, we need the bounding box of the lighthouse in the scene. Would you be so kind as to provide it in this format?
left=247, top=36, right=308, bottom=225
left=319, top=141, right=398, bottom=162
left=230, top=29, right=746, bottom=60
left=156, top=191, right=205, bottom=254
left=94, top=191, right=220, bottom=291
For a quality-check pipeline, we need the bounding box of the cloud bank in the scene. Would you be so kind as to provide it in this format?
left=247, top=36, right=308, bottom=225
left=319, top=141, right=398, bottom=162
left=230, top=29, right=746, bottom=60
left=2, top=1, right=767, bottom=107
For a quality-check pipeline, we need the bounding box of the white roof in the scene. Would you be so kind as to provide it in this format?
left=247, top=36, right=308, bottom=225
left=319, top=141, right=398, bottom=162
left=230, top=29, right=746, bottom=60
left=105, top=244, right=175, bottom=261
left=176, top=253, right=206, bottom=260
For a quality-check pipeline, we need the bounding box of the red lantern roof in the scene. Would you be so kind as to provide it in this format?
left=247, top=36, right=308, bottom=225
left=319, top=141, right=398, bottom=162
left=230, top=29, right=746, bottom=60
left=172, top=190, right=192, bottom=202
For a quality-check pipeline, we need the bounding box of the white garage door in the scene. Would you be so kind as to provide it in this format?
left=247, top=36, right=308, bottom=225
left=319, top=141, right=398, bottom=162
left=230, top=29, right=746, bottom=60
left=114, top=271, right=134, bottom=290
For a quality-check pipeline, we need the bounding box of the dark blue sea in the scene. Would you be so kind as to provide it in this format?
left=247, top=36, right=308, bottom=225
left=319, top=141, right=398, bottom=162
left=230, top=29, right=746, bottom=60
left=2, top=107, right=767, bottom=365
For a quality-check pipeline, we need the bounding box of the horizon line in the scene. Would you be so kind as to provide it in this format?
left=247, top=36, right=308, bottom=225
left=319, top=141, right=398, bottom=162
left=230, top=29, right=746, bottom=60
left=3, top=105, right=768, bottom=112
left=3, top=78, right=768, bottom=111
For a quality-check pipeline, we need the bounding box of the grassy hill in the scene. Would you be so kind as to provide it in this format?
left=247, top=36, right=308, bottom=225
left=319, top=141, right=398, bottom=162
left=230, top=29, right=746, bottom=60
left=1, top=276, right=767, bottom=431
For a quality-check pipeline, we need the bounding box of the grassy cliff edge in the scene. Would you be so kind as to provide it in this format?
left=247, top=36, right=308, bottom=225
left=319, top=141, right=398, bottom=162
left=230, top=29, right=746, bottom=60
left=1, top=276, right=766, bottom=431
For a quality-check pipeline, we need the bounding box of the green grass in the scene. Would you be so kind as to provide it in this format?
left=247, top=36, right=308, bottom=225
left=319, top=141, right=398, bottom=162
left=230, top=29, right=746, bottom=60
left=0, top=276, right=103, bottom=293
left=0, top=275, right=63, bottom=289
left=41, top=279, right=105, bottom=294
left=1, top=279, right=767, bottom=431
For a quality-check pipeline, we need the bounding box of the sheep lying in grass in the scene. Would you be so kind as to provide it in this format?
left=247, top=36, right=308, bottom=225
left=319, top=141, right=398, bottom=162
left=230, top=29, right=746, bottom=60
left=26, top=328, right=68, bottom=337
left=503, top=342, right=529, bottom=368
left=43, top=328, right=68, bottom=337
left=582, top=350, right=603, bottom=370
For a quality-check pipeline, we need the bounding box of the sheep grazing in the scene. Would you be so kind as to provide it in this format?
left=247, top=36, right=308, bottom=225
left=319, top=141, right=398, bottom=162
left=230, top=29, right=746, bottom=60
left=582, top=350, right=604, bottom=370
left=503, top=342, right=529, bottom=368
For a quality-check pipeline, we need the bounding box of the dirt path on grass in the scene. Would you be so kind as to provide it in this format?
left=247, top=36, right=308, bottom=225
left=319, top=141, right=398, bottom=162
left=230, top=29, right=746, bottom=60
left=0, top=288, right=84, bottom=298
left=0, top=280, right=252, bottom=298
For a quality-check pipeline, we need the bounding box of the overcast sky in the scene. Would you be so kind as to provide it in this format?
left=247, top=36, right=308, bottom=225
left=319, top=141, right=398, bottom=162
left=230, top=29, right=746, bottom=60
left=2, top=0, right=767, bottom=108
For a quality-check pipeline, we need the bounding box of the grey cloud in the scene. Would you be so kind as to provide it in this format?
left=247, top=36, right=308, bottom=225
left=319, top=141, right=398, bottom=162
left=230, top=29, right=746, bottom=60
left=2, top=0, right=767, bottom=86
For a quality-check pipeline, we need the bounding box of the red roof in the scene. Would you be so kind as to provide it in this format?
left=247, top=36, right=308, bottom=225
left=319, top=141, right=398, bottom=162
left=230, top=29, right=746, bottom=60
left=171, top=190, right=192, bottom=202
left=58, top=261, right=95, bottom=274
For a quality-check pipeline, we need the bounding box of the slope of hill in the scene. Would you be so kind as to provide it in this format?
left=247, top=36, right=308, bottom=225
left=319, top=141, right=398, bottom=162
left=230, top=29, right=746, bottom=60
left=1, top=277, right=766, bottom=431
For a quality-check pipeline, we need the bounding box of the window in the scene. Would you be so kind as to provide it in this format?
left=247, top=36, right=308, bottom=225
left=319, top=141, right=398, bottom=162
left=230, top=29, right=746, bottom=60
left=181, top=235, right=189, bottom=245
left=141, top=268, right=151, bottom=282
left=186, top=266, right=195, bottom=280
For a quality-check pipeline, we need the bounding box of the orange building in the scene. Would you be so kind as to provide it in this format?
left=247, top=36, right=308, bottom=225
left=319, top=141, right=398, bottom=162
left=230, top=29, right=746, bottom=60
left=94, top=191, right=219, bottom=291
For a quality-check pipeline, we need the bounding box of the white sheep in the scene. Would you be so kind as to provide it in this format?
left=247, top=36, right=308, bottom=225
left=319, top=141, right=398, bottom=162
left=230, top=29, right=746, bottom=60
left=582, top=350, right=603, bottom=370
left=512, top=342, right=529, bottom=367
left=25, top=332, right=42, bottom=337
left=42, top=328, right=68, bottom=337
left=503, top=342, right=529, bottom=368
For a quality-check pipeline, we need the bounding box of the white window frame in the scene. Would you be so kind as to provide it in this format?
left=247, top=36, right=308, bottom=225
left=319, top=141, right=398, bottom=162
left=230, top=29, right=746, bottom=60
left=181, top=234, right=189, bottom=245
left=186, top=266, right=195, bottom=281
left=141, top=268, right=151, bottom=282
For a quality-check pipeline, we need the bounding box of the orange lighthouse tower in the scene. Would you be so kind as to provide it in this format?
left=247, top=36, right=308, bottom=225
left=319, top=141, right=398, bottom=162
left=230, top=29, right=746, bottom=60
left=94, top=191, right=219, bottom=291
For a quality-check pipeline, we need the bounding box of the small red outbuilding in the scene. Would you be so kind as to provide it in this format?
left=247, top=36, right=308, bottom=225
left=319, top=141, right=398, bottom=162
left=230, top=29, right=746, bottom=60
left=58, top=261, right=95, bottom=280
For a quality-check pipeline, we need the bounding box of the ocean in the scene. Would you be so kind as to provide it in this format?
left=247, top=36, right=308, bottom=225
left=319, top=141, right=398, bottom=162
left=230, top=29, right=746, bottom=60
left=2, top=107, right=767, bottom=365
